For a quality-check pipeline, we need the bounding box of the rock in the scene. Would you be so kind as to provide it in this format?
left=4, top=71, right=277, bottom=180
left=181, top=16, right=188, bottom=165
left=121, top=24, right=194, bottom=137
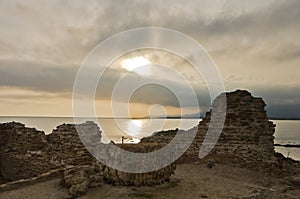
left=62, top=167, right=88, bottom=188
left=69, top=181, right=89, bottom=197
left=61, top=164, right=103, bottom=197
left=89, top=174, right=103, bottom=188
left=207, top=161, right=215, bottom=169
left=60, top=160, right=176, bottom=197
left=102, top=163, right=176, bottom=186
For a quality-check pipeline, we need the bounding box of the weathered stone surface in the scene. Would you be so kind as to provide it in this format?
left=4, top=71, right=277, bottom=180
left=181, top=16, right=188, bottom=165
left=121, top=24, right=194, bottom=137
left=0, top=122, right=51, bottom=181
left=140, top=90, right=297, bottom=174
left=60, top=160, right=176, bottom=197
left=61, top=163, right=104, bottom=198
left=102, top=164, right=176, bottom=186
left=46, top=121, right=101, bottom=167
left=0, top=121, right=100, bottom=181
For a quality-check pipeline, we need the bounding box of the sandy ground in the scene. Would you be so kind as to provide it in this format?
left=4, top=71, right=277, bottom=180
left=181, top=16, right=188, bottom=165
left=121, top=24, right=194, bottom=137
left=1, top=163, right=300, bottom=199
left=0, top=178, right=68, bottom=199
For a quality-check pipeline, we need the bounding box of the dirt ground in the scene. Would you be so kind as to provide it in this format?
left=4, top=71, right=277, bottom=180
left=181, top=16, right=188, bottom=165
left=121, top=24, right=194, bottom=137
left=1, top=163, right=299, bottom=199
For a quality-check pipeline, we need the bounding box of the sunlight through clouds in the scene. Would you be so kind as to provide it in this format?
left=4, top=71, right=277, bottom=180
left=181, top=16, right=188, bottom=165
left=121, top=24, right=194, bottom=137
left=121, top=56, right=151, bottom=75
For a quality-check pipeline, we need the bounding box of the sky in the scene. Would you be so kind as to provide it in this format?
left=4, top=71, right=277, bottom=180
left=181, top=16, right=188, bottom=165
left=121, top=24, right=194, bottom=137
left=0, top=0, right=299, bottom=118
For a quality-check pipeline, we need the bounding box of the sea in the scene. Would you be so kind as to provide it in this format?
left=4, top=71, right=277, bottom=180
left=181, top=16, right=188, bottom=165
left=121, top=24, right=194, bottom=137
left=0, top=117, right=299, bottom=161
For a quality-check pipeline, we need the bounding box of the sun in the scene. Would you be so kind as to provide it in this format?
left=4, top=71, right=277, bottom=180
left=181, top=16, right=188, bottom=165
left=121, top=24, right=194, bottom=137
left=121, top=56, right=151, bottom=75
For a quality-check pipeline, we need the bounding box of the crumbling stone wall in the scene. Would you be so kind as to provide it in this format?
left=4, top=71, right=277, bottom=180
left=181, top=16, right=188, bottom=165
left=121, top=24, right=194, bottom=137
left=198, top=90, right=279, bottom=173
left=141, top=90, right=282, bottom=173
left=46, top=121, right=100, bottom=167
left=0, top=121, right=176, bottom=192
left=0, top=122, right=51, bottom=181
left=0, top=121, right=100, bottom=181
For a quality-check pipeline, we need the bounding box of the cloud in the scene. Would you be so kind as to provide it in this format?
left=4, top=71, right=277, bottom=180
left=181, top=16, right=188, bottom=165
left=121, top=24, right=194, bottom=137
left=0, top=59, right=76, bottom=92
left=1, top=0, right=299, bottom=67
left=95, top=67, right=211, bottom=108
left=0, top=0, right=299, bottom=117
left=241, top=85, right=300, bottom=118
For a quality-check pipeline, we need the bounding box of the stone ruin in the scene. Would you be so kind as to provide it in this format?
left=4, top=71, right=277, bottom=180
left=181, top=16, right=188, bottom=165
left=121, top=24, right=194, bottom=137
left=0, top=121, right=101, bottom=182
left=46, top=122, right=98, bottom=167
left=0, top=122, right=50, bottom=181
left=0, top=89, right=298, bottom=197
left=0, top=121, right=176, bottom=197
left=140, top=90, right=296, bottom=174
left=198, top=90, right=280, bottom=173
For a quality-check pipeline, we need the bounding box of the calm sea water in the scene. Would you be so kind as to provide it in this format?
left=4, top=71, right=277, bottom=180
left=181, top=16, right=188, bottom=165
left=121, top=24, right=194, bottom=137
left=0, top=117, right=299, bottom=160
left=273, top=120, right=300, bottom=160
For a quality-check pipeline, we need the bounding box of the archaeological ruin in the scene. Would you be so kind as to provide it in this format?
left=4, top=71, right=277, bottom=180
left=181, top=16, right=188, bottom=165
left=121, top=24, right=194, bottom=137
left=0, top=90, right=298, bottom=197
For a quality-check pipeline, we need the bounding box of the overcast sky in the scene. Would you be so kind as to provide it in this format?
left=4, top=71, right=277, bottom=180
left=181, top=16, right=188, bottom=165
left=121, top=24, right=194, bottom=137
left=0, top=0, right=299, bottom=118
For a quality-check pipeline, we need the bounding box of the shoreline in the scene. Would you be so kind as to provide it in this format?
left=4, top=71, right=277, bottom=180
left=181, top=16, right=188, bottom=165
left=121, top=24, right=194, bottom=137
left=274, top=144, right=300, bottom=148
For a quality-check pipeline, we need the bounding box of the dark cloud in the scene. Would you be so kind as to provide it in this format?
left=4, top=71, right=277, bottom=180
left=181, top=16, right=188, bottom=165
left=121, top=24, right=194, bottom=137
left=248, top=86, right=300, bottom=118
left=96, top=68, right=211, bottom=108
left=267, top=104, right=300, bottom=119
left=253, top=86, right=300, bottom=106
left=0, top=59, right=76, bottom=92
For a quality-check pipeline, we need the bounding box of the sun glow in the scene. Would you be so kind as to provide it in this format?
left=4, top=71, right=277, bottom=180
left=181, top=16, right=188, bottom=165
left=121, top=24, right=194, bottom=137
left=121, top=56, right=151, bottom=75
left=126, top=119, right=151, bottom=137
left=131, top=119, right=144, bottom=127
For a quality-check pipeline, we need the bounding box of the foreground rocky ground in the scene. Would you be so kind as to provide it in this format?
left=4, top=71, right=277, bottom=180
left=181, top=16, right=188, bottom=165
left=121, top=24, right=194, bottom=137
left=1, top=162, right=299, bottom=199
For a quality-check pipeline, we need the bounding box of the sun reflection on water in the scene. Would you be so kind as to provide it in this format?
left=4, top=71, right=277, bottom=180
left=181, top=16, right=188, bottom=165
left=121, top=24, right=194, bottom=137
left=127, top=119, right=151, bottom=138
